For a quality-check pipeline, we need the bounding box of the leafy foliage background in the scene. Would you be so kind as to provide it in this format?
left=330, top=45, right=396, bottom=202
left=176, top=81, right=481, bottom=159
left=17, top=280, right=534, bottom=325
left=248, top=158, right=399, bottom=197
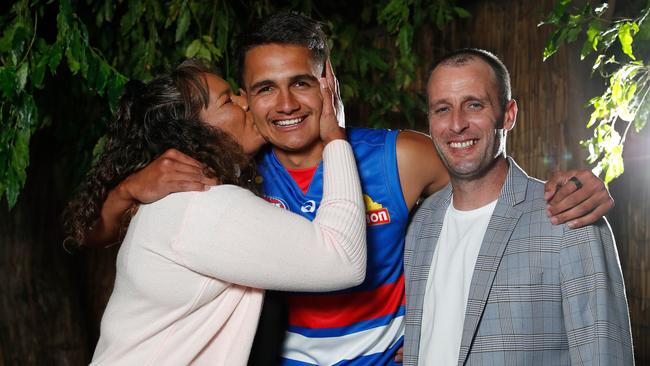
left=2, top=0, right=649, bottom=209
left=0, top=0, right=470, bottom=209
left=541, top=0, right=650, bottom=184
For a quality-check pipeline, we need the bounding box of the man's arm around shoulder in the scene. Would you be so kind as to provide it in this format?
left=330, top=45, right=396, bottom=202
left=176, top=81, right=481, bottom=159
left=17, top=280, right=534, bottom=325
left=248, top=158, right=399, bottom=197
left=396, top=130, right=449, bottom=211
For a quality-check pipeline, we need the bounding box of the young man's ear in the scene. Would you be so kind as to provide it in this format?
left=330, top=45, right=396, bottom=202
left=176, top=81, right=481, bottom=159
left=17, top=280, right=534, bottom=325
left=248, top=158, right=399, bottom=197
left=503, top=99, right=518, bottom=131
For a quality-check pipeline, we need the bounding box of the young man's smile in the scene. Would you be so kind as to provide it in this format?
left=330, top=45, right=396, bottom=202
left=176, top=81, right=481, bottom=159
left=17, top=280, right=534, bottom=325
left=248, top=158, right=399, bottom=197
left=242, top=44, right=325, bottom=168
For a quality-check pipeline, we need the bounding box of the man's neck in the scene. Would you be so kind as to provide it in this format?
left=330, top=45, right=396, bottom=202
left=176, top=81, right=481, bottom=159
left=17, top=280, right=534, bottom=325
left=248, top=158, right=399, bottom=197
left=451, top=158, right=509, bottom=211
left=273, top=141, right=325, bottom=169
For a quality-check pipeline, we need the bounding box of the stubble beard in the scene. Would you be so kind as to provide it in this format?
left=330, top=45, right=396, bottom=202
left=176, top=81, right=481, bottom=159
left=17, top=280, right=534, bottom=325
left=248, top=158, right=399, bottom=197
left=434, top=128, right=507, bottom=182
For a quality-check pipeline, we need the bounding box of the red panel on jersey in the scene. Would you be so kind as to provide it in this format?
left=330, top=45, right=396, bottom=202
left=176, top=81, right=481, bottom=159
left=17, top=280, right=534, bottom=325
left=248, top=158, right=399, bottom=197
left=286, top=165, right=318, bottom=194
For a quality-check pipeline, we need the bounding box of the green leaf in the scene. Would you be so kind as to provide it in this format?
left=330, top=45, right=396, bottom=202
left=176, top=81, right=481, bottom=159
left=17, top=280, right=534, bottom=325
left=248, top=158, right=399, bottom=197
left=0, top=67, right=17, bottom=100
left=618, top=22, right=638, bottom=60
left=56, top=0, right=73, bottom=41
left=611, top=79, right=622, bottom=103
left=10, top=23, right=29, bottom=60
left=65, top=28, right=85, bottom=74
left=0, top=20, right=28, bottom=57
left=185, top=39, right=201, bottom=57
left=107, top=73, right=128, bottom=112
left=378, top=0, right=409, bottom=32
left=566, top=25, right=581, bottom=43
left=30, top=40, right=49, bottom=88
left=4, top=127, right=31, bottom=208
left=586, top=20, right=602, bottom=51
left=592, top=54, right=605, bottom=71
left=0, top=22, right=15, bottom=53
left=48, top=41, right=63, bottom=73
left=196, top=44, right=211, bottom=60
left=16, top=63, right=28, bottom=92
left=164, top=0, right=182, bottom=28
left=603, top=144, right=624, bottom=184
left=120, top=0, right=145, bottom=35
left=580, top=40, right=593, bottom=60
left=364, top=49, right=389, bottom=71
left=542, top=0, right=572, bottom=26
left=397, top=24, right=413, bottom=56
left=16, top=93, right=37, bottom=129
left=624, top=82, right=637, bottom=103
left=341, top=84, right=355, bottom=99
left=175, top=5, right=191, bottom=42
left=453, top=6, right=471, bottom=19
left=96, top=61, right=111, bottom=94
left=3, top=93, right=38, bottom=209
left=543, top=29, right=565, bottom=60
left=92, top=135, right=107, bottom=162
left=96, top=0, right=115, bottom=26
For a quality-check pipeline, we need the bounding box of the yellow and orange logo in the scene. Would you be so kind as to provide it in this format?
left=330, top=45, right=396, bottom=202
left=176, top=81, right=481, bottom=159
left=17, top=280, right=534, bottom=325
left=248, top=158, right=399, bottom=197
left=364, top=194, right=391, bottom=226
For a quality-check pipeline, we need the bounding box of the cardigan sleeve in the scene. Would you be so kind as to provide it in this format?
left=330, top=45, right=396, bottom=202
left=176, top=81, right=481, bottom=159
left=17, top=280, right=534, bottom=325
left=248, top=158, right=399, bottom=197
left=169, top=140, right=367, bottom=292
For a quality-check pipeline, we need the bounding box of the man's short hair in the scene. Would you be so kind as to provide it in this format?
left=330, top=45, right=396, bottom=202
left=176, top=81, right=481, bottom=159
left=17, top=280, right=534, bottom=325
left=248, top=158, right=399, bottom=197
left=237, top=12, right=329, bottom=85
left=431, top=48, right=511, bottom=110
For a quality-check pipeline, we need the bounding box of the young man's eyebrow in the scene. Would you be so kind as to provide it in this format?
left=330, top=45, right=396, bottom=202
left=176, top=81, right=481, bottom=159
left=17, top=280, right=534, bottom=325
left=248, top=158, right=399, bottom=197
left=249, top=79, right=274, bottom=92
left=289, top=74, right=319, bottom=84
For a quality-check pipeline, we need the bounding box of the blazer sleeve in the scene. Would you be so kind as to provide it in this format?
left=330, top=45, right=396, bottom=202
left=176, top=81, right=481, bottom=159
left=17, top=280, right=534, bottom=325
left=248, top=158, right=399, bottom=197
left=559, top=218, right=634, bottom=365
left=169, top=140, right=367, bottom=292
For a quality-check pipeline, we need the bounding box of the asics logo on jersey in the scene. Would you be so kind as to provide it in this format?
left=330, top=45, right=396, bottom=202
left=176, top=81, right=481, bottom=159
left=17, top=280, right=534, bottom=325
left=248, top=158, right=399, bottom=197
left=300, top=200, right=316, bottom=213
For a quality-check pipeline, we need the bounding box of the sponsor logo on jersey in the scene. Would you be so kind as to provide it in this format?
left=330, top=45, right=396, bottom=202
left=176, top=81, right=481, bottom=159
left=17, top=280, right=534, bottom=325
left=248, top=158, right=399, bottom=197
left=264, top=196, right=288, bottom=210
left=300, top=200, right=317, bottom=213
left=363, top=194, right=391, bottom=226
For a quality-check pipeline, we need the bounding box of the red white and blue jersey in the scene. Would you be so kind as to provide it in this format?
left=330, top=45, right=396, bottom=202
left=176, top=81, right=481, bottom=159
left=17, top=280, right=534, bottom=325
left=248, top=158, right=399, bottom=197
left=257, top=128, right=408, bottom=365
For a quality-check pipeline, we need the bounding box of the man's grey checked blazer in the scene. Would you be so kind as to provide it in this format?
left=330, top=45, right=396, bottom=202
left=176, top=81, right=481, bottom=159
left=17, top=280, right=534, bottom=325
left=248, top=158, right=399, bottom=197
left=403, top=157, right=633, bottom=365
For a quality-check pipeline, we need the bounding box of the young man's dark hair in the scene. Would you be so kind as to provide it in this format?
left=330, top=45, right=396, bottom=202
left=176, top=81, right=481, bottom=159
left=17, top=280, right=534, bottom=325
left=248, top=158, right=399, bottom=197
left=430, top=48, right=512, bottom=111
left=237, top=12, right=329, bottom=84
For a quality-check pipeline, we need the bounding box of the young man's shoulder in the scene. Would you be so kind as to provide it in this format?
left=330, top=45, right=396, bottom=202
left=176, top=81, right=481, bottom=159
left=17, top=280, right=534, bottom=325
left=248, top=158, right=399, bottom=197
left=346, top=127, right=397, bottom=145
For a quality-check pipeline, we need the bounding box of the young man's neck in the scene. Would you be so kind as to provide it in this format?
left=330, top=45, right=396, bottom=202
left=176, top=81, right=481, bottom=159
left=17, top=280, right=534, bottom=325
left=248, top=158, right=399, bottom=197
left=273, top=141, right=325, bottom=169
left=451, top=158, right=509, bottom=211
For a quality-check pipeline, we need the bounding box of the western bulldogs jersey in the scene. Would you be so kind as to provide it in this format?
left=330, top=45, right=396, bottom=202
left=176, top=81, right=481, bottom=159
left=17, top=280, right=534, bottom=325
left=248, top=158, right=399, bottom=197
left=257, top=128, right=408, bottom=365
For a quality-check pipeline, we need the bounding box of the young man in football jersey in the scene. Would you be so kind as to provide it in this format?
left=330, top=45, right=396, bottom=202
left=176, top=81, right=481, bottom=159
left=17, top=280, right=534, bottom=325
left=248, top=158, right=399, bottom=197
left=87, top=12, right=614, bottom=365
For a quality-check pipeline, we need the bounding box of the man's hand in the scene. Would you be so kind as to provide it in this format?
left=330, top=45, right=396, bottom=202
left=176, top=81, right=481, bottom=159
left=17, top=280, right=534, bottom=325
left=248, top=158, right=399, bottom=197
left=83, top=149, right=217, bottom=247
left=394, top=346, right=403, bottom=363
left=544, top=169, right=614, bottom=229
left=121, top=148, right=218, bottom=204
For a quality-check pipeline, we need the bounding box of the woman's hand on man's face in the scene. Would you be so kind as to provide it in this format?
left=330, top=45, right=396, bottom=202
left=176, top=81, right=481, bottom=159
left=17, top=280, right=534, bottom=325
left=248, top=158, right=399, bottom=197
left=319, top=59, right=346, bottom=144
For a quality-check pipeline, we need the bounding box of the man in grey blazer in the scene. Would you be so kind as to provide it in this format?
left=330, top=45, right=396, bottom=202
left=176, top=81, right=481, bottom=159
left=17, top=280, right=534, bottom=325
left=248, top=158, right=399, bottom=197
left=403, top=48, right=633, bottom=365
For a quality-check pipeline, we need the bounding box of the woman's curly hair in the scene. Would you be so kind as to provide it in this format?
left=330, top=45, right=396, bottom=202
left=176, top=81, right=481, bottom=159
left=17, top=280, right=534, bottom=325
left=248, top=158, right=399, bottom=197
left=64, top=59, right=259, bottom=246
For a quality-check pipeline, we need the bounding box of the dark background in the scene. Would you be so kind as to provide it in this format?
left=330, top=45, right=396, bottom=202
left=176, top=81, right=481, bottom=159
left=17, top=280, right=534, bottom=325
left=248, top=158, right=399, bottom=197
left=1, top=0, right=649, bottom=364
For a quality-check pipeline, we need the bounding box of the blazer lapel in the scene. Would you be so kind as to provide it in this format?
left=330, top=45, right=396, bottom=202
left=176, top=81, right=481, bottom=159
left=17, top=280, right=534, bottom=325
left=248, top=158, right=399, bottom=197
left=457, top=158, right=528, bottom=365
